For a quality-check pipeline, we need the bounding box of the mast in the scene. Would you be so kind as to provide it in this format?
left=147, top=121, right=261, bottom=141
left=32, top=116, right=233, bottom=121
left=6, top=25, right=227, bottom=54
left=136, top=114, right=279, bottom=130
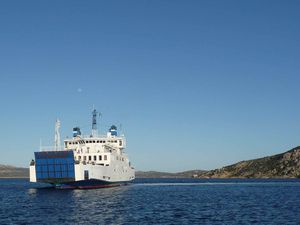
left=92, top=109, right=98, bottom=137
left=54, top=119, right=61, bottom=151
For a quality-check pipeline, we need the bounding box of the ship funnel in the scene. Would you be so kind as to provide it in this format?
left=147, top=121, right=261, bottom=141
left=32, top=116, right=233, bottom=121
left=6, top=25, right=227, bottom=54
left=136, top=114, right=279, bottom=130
left=73, top=127, right=81, bottom=137
left=109, top=125, right=117, bottom=136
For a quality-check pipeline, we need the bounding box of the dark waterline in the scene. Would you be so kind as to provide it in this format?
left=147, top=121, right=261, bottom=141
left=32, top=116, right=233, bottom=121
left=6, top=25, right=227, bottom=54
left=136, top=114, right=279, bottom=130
left=1, top=178, right=300, bottom=224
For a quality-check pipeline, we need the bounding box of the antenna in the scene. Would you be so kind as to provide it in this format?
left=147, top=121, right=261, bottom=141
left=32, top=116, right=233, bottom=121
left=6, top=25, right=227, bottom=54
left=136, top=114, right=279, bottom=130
left=54, top=119, right=61, bottom=151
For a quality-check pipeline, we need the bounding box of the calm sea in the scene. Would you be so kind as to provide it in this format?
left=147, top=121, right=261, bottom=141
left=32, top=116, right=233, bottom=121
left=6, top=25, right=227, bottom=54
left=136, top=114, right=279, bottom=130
left=1, top=178, right=300, bottom=224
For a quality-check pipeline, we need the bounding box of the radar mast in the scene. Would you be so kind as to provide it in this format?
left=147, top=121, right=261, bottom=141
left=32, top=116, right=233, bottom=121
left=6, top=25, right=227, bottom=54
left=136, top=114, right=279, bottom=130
left=92, top=109, right=98, bottom=137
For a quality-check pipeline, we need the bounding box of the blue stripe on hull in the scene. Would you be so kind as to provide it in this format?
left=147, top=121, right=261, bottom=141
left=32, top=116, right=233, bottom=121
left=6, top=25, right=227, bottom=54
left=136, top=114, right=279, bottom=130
left=54, top=179, right=129, bottom=189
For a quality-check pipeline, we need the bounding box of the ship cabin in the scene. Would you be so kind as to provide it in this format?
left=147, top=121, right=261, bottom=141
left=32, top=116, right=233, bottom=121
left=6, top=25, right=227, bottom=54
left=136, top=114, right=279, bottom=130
left=63, top=125, right=128, bottom=167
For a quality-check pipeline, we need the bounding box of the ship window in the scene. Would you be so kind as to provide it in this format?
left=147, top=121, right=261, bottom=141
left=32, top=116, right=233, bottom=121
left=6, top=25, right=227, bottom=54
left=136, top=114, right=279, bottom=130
left=89, top=156, right=91, bottom=161
left=69, top=142, right=72, bottom=145
left=94, top=155, right=96, bottom=161
left=93, top=140, right=95, bottom=143
left=97, top=140, right=99, bottom=143
left=78, top=156, right=81, bottom=160
left=75, top=142, right=78, bottom=144
left=99, top=155, right=102, bottom=160
left=103, top=141, right=106, bottom=143
left=104, top=155, right=107, bottom=160
left=83, top=156, right=86, bottom=161
left=119, top=140, right=122, bottom=146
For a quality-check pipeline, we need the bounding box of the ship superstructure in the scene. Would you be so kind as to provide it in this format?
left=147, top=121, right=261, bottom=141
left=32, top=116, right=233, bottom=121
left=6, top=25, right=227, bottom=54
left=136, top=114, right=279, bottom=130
left=29, top=110, right=135, bottom=189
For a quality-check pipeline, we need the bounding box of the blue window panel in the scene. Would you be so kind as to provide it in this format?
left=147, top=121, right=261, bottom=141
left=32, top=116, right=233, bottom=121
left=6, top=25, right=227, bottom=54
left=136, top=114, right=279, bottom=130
left=55, top=172, right=61, bottom=178
left=47, top=158, right=54, bottom=164
left=47, top=164, right=54, bottom=168
left=55, top=165, right=61, bottom=171
left=68, top=170, right=75, bottom=177
left=61, top=165, right=67, bottom=171
left=67, top=158, right=74, bottom=163
left=36, top=172, right=42, bottom=179
left=68, top=164, right=74, bottom=170
left=48, top=165, right=54, bottom=172
left=36, top=159, right=41, bottom=164
left=49, top=172, right=55, bottom=178
left=62, top=171, right=68, bottom=177
left=40, top=159, right=47, bottom=164
left=42, top=165, right=48, bottom=171
left=36, top=166, right=42, bottom=172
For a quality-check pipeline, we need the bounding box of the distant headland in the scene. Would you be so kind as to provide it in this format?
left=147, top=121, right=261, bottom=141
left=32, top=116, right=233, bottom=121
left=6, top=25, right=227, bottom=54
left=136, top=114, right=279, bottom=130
left=2, top=146, right=300, bottom=178
left=136, top=146, right=300, bottom=178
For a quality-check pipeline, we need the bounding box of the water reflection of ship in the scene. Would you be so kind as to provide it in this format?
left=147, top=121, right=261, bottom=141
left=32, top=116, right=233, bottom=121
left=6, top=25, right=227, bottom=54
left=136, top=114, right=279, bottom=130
left=27, top=185, right=130, bottom=224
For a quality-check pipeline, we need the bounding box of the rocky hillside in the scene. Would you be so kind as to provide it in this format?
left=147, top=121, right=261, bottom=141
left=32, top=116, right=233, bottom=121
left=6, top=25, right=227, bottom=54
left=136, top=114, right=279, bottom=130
left=137, top=147, right=300, bottom=178
left=199, top=146, right=300, bottom=178
left=0, top=165, right=28, bottom=178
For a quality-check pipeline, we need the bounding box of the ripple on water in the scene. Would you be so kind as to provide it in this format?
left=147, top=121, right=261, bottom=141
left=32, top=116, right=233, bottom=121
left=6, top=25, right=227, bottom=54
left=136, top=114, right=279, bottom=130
left=1, top=179, right=300, bottom=224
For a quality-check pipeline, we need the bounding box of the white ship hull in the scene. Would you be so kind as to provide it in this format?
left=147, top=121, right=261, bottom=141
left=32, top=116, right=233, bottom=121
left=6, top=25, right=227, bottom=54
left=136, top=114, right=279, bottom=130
left=30, top=150, right=135, bottom=189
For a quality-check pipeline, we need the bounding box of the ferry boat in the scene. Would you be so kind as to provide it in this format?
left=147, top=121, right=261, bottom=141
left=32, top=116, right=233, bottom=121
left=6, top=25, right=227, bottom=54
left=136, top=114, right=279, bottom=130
left=29, top=110, right=135, bottom=189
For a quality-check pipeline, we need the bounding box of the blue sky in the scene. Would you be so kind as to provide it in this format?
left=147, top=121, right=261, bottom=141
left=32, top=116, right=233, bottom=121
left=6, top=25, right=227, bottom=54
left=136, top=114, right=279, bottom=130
left=1, top=1, right=300, bottom=172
